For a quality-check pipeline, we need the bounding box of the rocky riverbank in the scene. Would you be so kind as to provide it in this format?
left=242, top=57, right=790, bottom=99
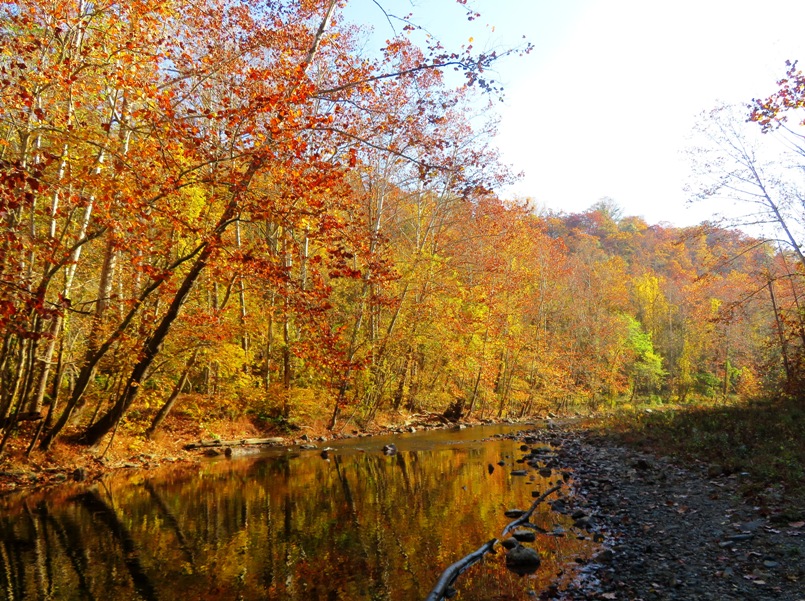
left=517, top=426, right=805, bottom=601
left=0, top=412, right=496, bottom=495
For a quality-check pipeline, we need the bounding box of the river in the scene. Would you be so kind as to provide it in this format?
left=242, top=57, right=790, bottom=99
left=0, top=424, right=598, bottom=600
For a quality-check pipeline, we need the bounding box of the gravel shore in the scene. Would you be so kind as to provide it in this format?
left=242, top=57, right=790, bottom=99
left=520, top=426, right=805, bottom=601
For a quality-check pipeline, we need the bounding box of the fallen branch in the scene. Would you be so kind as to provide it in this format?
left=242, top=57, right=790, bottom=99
left=423, top=539, right=497, bottom=601
left=183, top=437, right=285, bottom=450
left=424, top=483, right=563, bottom=601
left=500, top=483, right=563, bottom=540
left=408, top=411, right=452, bottom=425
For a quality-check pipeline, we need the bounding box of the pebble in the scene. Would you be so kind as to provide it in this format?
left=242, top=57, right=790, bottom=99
left=508, top=427, right=805, bottom=601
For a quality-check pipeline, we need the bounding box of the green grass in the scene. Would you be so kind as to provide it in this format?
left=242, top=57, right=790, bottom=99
left=588, top=396, right=805, bottom=504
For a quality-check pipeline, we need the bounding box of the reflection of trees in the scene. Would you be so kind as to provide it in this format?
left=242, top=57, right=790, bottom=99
left=72, top=491, right=159, bottom=601
left=42, top=503, right=96, bottom=601
left=0, top=517, right=27, bottom=600
left=0, top=438, right=596, bottom=600
left=144, top=480, right=195, bottom=569
left=1, top=498, right=103, bottom=601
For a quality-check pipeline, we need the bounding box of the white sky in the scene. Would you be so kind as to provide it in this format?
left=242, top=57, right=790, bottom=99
left=344, top=0, right=805, bottom=227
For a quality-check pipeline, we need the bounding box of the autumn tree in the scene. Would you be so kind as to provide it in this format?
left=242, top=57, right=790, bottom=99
left=0, top=0, right=532, bottom=453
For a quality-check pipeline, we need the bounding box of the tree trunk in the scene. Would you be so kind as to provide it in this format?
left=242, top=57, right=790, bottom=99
left=768, top=278, right=792, bottom=388
left=79, top=242, right=214, bottom=446
left=0, top=340, right=30, bottom=457
left=391, top=349, right=412, bottom=411
left=235, top=220, right=249, bottom=353
left=145, top=350, right=198, bottom=439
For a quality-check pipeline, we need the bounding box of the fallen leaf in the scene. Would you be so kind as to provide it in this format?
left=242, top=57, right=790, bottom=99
left=601, top=593, right=617, bottom=600
left=788, top=521, right=804, bottom=529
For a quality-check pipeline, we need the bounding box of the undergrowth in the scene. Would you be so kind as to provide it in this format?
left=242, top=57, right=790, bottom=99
left=591, top=396, right=805, bottom=502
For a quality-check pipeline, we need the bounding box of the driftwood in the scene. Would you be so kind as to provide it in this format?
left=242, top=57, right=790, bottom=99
left=405, top=411, right=451, bottom=425
left=423, top=539, right=497, bottom=601
left=500, top=483, right=563, bottom=540
left=423, top=483, right=563, bottom=601
left=183, top=437, right=284, bottom=450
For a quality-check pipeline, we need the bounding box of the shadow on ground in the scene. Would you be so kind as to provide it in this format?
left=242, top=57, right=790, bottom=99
left=586, top=397, right=805, bottom=505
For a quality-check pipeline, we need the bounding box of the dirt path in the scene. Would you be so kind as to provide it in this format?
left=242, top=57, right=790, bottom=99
left=522, top=426, right=805, bottom=601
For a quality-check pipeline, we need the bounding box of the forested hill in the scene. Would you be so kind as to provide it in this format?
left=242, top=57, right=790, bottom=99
left=543, top=204, right=785, bottom=406
left=1, top=2, right=801, bottom=459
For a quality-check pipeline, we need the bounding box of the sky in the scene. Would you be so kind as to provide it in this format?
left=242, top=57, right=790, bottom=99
left=343, top=0, right=805, bottom=227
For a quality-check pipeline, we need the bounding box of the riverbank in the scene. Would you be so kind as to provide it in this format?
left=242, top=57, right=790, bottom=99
left=0, top=410, right=502, bottom=495
left=2, top=402, right=804, bottom=599
left=516, top=424, right=805, bottom=600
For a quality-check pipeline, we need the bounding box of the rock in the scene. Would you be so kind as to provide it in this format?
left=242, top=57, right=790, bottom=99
left=511, top=469, right=527, bottom=476
left=594, top=549, right=614, bottom=564
left=382, top=443, right=397, bottom=455
left=741, top=519, right=766, bottom=532
left=538, top=467, right=552, bottom=477
left=506, top=545, right=541, bottom=566
left=72, top=468, right=86, bottom=482
left=488, top=464, right=495, bottom=474
left=504, top=509, right=526, bottom=518
left=497, top=460, right=506, bottom=466
left=513, top=529, right=536, bottom=542
left=299, top=444, right=318, bottom=450
left=573, top=516, right=592, bottom=529
left=500, top=537, right=519, bottom=550
left=225, top=447, right=263, bottom=458
left=633, top=458, right=651, bottom=470
left=505, top=543, right=541, bottom=575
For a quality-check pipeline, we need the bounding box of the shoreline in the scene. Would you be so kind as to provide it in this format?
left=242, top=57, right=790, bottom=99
left=0, top=415, right=539, bottom=498
left=519, top=425, right=805, bottom=600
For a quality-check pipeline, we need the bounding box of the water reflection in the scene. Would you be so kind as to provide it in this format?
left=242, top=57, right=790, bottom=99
left=0, top=427, right=597, bottom=600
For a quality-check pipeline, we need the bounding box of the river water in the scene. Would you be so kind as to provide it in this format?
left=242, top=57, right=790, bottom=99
left=0, top=425, right=597, bottom=600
